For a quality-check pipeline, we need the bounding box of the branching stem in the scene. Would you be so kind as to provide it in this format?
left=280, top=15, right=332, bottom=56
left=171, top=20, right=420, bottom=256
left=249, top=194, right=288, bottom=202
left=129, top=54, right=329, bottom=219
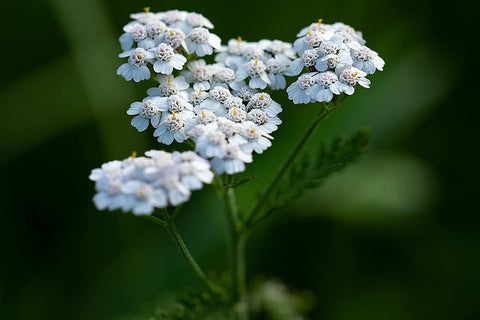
left=246, top=101, right=342, bottom=228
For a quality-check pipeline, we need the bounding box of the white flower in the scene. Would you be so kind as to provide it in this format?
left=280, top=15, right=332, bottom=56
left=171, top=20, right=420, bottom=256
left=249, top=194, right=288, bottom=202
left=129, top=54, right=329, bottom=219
left=296, top=19, right=333, bottom=37
left=145, top=21, right=168, bottom=40
left=215, top=38, right=248, bottom=68
left=119, top=23, right=154, bottom=51
left=163, top=28, right=188, bottom=50
left=331, top=22, right=365, bottom=45
left=224, top=96, right=245, bottom=110
left=186, top=27, right=221, bottom=56
left=317, top=41, right=341, bottom=56
left=352, top=46, right=385, bottom=74
left=195, top=130, right=228, bottom=158
left=120, top=180, right=165, bottom=215
left=211, top=144, right=252, bottom=175
left=151, top=43, right=187, bottom=74
left=175, top=151, right=214, bottom=190
left=215, top=65, right=236, bottom=80
left=184, top=109, right=219, bottom=136
left=236, top=59, right=271, bottom=89
left=227, top=107, right=247, bottom=123
left=189, top=87, right=210, bottom=106
left=243, top=45, right=265, bottom=61
left=259, top=39, right=296, bottom=59
left=265, top=57, right=289, bottom=90
left=293, top=30, right=326, bottom=55
left=288, top=49, right=320, bottom=76
left=239, top=122, right=273, bottom=154
left=90, top=160, right=133, bottom=212
left=183, top=60, right=214, bottom=89
left=148, top=75, right=190, bottom=97
left=331, top=67, right=370, bottom=95
left=154, top=112, right=188, bottom=144
left=117, top=48, right=154, bottom=82
left=225, top=37, right=249, bottom=56
left=198, top=86, right=233, bottom=115
left=177, top=12, right=214, bottom=33
left=286, top=73, right=320, bottom=104
left=127, top=97, right=167, bottom=131
left=314, top=71, right=340, bottom=102
left=246, top=93, right=282, bottom=117
left=158, top=10, right=188, bottom=26
left=130, top=9, right=161, bottom=24
left=232, top=83, right=258, bottom=102
left=151, top=94, right=195, bottom=119
left=315, top=50, right=352, bottom=73
left=331, top=30, right=362, bottom=50
left=216, top=117, right=244, bottom=142
left=247, top=109, right=282, bottom=134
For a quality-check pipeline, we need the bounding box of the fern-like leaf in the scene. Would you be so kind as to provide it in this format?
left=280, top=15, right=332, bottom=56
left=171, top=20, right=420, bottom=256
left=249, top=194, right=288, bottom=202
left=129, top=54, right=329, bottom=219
left=254, top=128, right=370, bottom=224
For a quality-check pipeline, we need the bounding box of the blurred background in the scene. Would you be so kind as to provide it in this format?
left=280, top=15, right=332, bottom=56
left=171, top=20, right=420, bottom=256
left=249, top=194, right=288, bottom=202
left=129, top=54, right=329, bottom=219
left=1, top=0, right=478, bottom=319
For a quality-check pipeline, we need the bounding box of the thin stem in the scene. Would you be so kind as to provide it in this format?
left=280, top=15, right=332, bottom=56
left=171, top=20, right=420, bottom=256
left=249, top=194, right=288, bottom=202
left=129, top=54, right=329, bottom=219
left=142, top=214, right=167, bottom=227
left=232, top=233, right=248, bottom=320
left=144, top=209, right=223, bottom=295
left=163, top=219, right=223, bottom=294
left=216, top=174, right=249, bottom=320
left=170, top=204, right=183, bottom=222
left=246, top=102, right=341, bottom=227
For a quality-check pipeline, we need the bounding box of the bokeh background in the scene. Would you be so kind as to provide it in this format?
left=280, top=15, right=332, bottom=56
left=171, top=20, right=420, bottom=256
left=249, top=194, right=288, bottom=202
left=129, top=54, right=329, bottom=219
left=1, top=0, right=478, bottom=319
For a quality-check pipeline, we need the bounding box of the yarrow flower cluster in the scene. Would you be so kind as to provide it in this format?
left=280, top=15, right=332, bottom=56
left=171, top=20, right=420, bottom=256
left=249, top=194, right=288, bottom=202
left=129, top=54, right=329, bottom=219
left=117, top=8, right=221, bottom=82
left=89, top=151, right=214, bottom=214
left=92, top=9, right=384, bottom=215
left=287, top=19, right=384, bottom=104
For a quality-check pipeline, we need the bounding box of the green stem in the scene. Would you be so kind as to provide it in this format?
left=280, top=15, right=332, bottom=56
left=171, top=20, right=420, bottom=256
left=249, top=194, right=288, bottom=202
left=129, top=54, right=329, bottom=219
left=217, top=174, right=249, bottom=320
left=246, top=102, right=341, bottom=227
left=233, top=233, right=248, bottom=320
left=163, top=219, right=223, bottom=294
left=144, top=210, right=223, bottom=295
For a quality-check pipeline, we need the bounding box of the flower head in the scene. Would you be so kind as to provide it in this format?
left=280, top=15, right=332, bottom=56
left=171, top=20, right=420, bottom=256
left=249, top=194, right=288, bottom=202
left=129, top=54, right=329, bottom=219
left=89, top=151, right=214, bottom=214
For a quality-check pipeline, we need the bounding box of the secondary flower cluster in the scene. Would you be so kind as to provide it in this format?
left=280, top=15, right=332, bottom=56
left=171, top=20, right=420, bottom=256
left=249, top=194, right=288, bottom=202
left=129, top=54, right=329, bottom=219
left=117, top=8, right=221, bottom=82
left=286, top=20, right=384, bottom=104
left=89, top=151, right=214, bottom=214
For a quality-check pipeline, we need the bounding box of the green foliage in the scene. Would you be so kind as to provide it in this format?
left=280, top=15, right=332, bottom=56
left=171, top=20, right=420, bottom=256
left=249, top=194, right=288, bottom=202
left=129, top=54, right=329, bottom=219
left=259, top=128, right=371, bottom=221
left=228, top=175, right=259, bottom=189
left=150, top=278, right=315, bottom=320
left=152, top=286, right=233, bottom=320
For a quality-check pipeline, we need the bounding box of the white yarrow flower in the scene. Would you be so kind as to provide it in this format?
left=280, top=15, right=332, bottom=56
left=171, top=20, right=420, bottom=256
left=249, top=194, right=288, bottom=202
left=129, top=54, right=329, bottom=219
left=154, top=112, right=189, bottom=144
left=331, top=67, right=370, bottom=95
left=286, top=73, right=320, bottom=104
left=127, top=97, right=167, bottom=131
left=152, top=43, right=187, bottom=75
left=352, top=46, right=385, bottom=74
left=117, top=48, right=154, bottom=82
left=186, top=27, right=221, bottom=57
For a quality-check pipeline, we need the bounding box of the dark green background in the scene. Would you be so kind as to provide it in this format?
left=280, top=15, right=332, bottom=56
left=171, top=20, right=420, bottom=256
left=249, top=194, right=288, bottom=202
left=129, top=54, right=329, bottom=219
left=1, top=0, right=478, bottom=319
